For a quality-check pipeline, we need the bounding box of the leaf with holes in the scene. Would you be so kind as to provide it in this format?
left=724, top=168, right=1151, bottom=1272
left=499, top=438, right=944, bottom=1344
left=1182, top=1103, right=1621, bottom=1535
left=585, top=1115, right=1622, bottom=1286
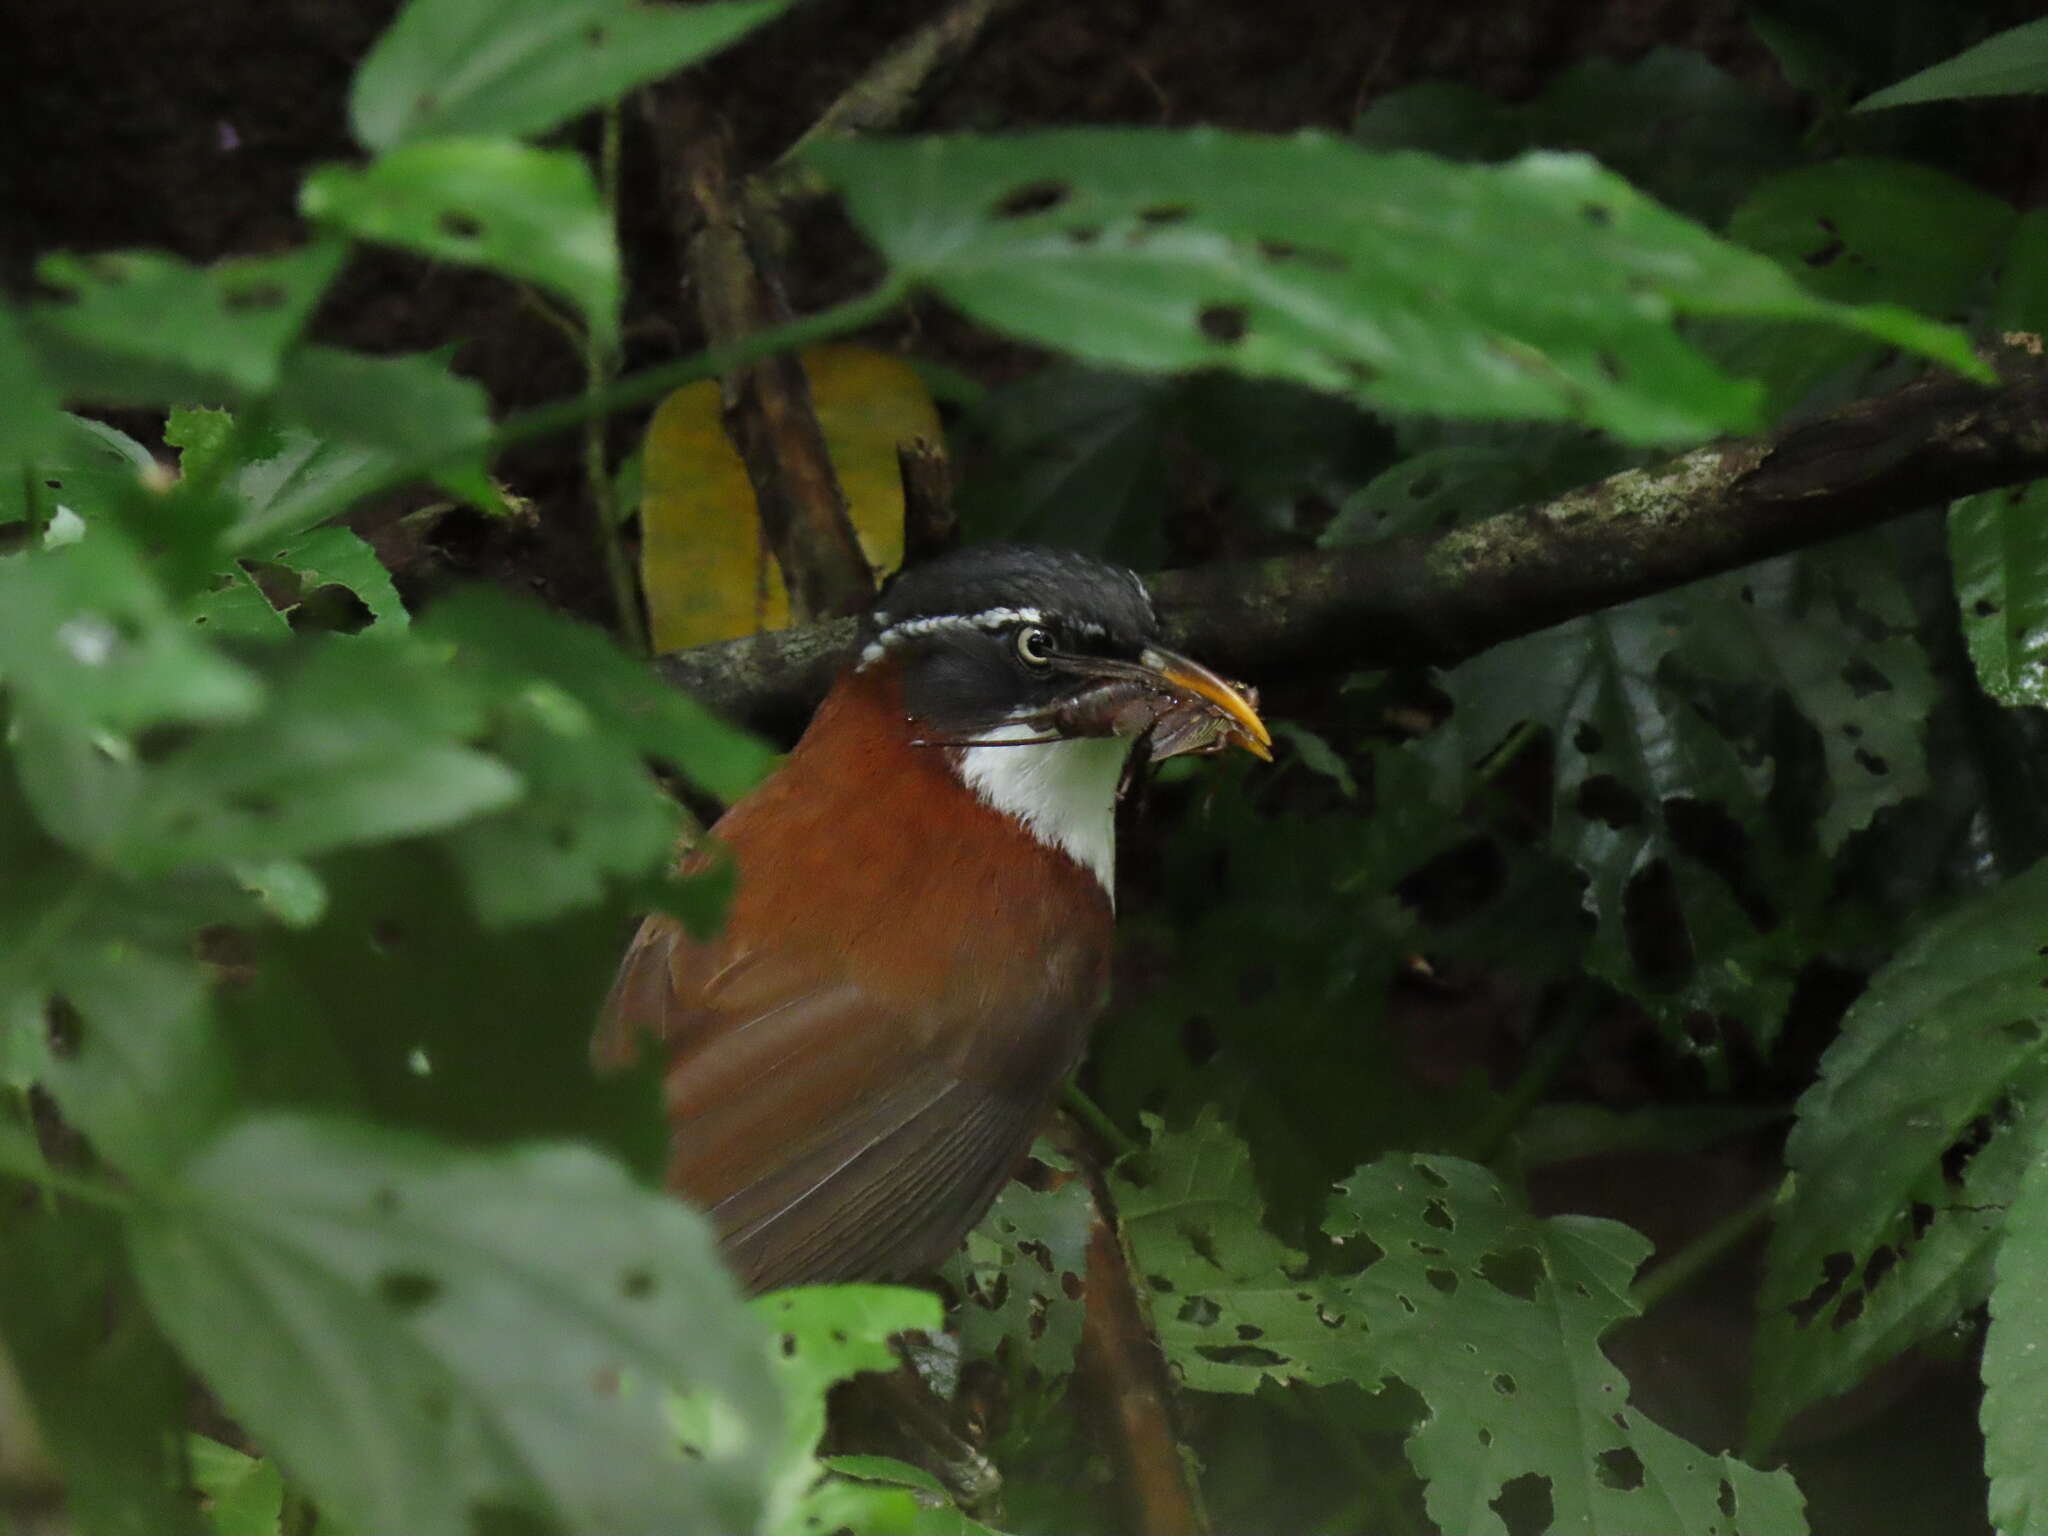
left=129, top=1114, right=781, bottom=1536
left=1673, top=541, right=1935, bottom=853
left=1112, top=1108, right=1376, bottom=1395
left=1951, top=481, right=2048, bottom=709
left=28, top=244, right=345, bottom=400
left=0, top=413, right=159, bottom=533
left=1423, top=595, right=1772, bottom=1020
left=303, top=139, right=618, bottom=347
left=1324, top=1154, right=1807, bottom=1536
left=746, top=1285, right=942, bottom=1530
left=353, top=0, right=784, bottom=151
left=810, top=131, right=1985, bottom=446
left=0, top=533, right=263, bottom=739
left=1858, top=17, right=2048, bottom=110
left=945, top=1154, right=1094, bottom=1379
left=1983, top=1119, right=2048, bottom=1536
left=1753, top=856, right=2048, bottom=1450
left=1718, top=159, right=2014, bottom=415
left=254, top=526, right=409, bottom=632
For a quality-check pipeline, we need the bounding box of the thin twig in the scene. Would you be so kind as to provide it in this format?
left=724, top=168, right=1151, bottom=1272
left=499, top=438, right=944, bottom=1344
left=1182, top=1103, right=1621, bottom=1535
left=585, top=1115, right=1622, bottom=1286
left=588, top=103, right=648, bottom=652
left=766, top=0, right=1028, bottom=202
left=654, top=93, right=873, bottom=620
left=898, top=436, right=960, bottom=566
left=228, top=282, right=910, bottom=551
left=1630, top=1184, right=1779, bottom=1317
left=1050, top=1112, right=1210, bottom=1536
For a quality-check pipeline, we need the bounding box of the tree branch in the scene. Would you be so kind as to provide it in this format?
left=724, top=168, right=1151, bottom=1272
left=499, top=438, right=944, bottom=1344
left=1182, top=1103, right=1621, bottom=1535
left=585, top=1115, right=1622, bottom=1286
left=651, top=94, right=875, bottom=620
left=654, top=343, right=2048, bottom=733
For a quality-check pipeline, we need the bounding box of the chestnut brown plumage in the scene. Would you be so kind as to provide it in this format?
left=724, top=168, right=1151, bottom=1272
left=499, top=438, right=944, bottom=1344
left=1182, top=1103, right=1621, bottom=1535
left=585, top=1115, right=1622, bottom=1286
left=599, top=546, right=1269, bottom=1292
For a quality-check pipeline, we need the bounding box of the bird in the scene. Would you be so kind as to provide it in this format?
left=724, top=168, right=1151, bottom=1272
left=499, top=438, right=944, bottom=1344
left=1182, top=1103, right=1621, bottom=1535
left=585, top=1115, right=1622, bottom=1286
left=597, top=544, right=1270, bottom=1293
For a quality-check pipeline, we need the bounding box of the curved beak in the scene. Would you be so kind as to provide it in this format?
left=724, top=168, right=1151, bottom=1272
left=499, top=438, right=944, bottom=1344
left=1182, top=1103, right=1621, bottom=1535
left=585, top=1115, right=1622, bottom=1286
left=1138, top=645, right=1274, bottom=761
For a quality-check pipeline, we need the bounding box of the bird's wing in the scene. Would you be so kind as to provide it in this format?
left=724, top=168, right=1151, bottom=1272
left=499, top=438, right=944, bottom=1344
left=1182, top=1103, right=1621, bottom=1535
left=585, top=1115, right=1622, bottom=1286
left=599, top=913, right=1056, bottom=1292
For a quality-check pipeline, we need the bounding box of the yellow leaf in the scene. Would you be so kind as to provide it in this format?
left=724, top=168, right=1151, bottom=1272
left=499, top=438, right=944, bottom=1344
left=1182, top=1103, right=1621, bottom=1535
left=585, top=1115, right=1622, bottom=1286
left=639, top=345, right=939, bottom=650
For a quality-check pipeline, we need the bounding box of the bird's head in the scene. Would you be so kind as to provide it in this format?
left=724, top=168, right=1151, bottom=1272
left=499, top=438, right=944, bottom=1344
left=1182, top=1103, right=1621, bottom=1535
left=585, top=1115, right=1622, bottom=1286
left=853, top=546, right=1268, bottom=896
left=861, top=545, right=1270, bottom=765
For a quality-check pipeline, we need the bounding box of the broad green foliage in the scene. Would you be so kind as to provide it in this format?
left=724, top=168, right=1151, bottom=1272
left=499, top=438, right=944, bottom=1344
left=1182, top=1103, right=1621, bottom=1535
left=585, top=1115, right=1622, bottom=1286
left=1858, top=17, right=2048, bottom=109
left=10, top=0, right=2048, bottom=1531
left=812, top=131, right=1984, bottom=446
left=131, top=1116, right=781, bottom=1536
left=1426, top=538, right=1932, bottom=1046
left=352, top=0, right=784, bottom=150
left=303, top=140, right=622, bottom=348
left=1952, top=482, right=2048, bottom=708
left=1754, top=856, right=2048, bottom=1449
left=1117, top=1113, right=1806, bottom=1535
left=28, top=244, right=346, bottom=402
left=945, top=1151, right=1094, bottom=1379
left=1983, top=1129, right=2048, bottom=1536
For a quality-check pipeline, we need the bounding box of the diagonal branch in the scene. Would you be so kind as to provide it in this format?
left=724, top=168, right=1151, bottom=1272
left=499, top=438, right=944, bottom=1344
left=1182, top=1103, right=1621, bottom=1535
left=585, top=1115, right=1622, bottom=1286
left=654, top=342, right=2048, bottom=733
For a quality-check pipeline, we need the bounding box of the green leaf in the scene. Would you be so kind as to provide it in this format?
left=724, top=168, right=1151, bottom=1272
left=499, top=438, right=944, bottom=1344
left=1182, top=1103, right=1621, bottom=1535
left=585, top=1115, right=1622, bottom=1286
left=189, top=1438, right=286, bottom=1536
left=1753, top=856, right=2048, bottom=1449
left=130, top=1114, right=781, bottom=1536
left=303, top=138, right=619, bottom=347
left=810, top=131, right=1987, bottom=446
left=256, top=525, right=410, bottom=631
left=1729, top=160, right=2014, bottom=317
left=945, top=1158, right=1093, bottom=1378
left=1273, top=721, right=1357, bottom=797
left=18, top=641, right=518, bottom=875
left=754, top=1287, right=941, bottom=1497
left=29, top=244, right=345, bottom=398
left=1675, top=542, right=1935, bottom=854
left=1950, top=481, right=2048, bottom=708
left=0, top=413, right=160, bottom=534
left=0, top=1205, right=209, bottom=1536
left=36, top=943, right=236, bottom=1182
left=1114, top=1108, right=1374, bottom=1395
left=1857, top=17, right=2048, bottom=110
left=1983, top=1119, right=2048, bottom=1536
left=956, top=366, right=1176, bottom=564
left=1995, top=208, right=2048, bottom=336
left=0, top=534, right=263, bottom=737
left=224, top=846, right=669, bottom=1171
left=1117, top=1113, right=1805, bottom=1534
left=0, top=300, right=63, bottom=498
left=1357, top=47, right=1799, bottom=224
left=1323, top=1154, right=1807, bottom=1536
left=272, top=344, right=493, bottom=469
left=165, top=406, right=239, bottom=485
left=353, top=0, right=785, bottom=150
left=1424, top=596, right=1765, bottom=1003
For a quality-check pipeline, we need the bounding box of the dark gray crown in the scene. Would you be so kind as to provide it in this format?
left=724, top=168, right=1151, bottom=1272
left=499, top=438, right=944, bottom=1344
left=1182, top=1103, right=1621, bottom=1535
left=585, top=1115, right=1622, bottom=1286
left=872, top=544, right=1156, bottom=652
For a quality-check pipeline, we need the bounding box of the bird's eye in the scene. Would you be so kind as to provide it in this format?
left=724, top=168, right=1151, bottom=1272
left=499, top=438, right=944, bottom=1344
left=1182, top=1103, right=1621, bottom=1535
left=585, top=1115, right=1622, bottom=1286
left=1015, top=625, right=1054, bottom=668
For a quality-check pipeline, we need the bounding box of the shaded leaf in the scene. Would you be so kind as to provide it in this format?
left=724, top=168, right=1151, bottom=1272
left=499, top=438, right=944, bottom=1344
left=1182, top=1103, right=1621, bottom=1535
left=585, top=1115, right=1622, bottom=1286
left=0, top=534, right=262, bottom=737
left=1325, top=1154, right=1806, bottom=1536
left=303, top=138, right=619, bottom=346
left=945, top=1156, right=1093, bottom=1378
left=0, top=300, right=63, bottom=499
left=0, top=1205, right=208, bottom=1536
left=131, top=1114, right=781, bottom=1536
left=812, top=131, right=1985, bottom=446
left=189, top=1438, right=285, bottom=1536
left=1858, top=17, right=2048, bottom=110
left=1983, top=1118, right=2048, bottom=1536
left=29, top=244, right=345, bottom=397
left=1950, top=480, right=2048, bottom=708
left=271, top=345, right=494, bottom=511
left=1753, top=856, right=2048, bottom=1449
left=353, top=0, right=784, bottom=151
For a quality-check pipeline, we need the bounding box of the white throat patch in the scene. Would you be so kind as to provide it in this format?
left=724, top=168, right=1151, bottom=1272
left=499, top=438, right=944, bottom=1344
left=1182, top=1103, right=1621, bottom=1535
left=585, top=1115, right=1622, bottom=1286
left=956, top=726, right=1128, bottom=900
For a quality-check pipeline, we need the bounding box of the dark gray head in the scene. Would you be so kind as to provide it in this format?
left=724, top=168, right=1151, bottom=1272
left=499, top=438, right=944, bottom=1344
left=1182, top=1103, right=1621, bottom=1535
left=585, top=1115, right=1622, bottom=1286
left=866, top=545, right=1159, bottom=736
left=860, top=544, right=1269, bottom=762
